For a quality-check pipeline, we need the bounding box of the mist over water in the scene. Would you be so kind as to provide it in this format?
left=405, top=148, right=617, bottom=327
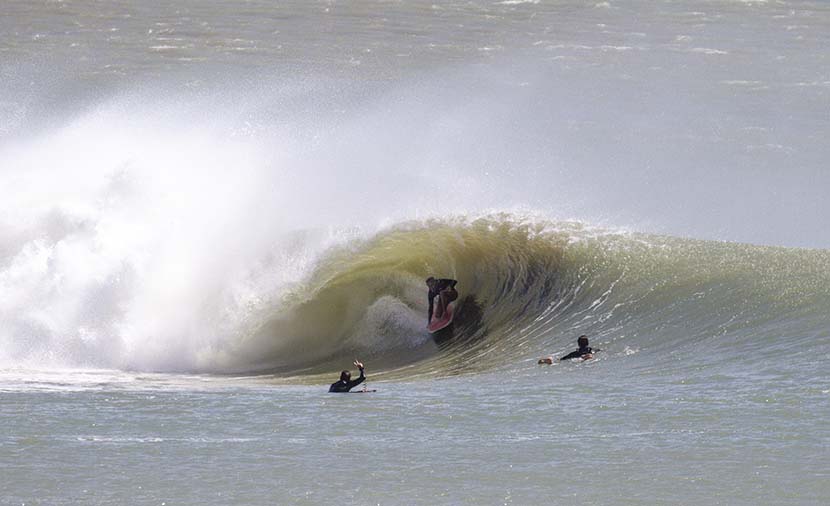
left=3, top=0, right=829, bottom=243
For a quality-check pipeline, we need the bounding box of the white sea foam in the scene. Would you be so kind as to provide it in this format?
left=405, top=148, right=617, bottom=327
left=688, top=47, right=729, bottom=55
left=496, top=0, right=539, bottom=5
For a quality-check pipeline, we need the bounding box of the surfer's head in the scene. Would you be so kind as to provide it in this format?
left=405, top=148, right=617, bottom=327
left=340, top=370, right=351, bottom=382
left=426, top=276, right=435, bottom=288
left=577, top=335, right=589, bottom=348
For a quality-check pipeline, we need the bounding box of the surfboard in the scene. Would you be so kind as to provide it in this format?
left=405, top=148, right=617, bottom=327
left=351, top=389, right=377, bottom=393
left=427, top=303, right=454, bottom=333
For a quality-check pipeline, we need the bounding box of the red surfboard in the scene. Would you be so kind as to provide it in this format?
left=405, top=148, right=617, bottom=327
left=427, top=303, right=455, bottom=333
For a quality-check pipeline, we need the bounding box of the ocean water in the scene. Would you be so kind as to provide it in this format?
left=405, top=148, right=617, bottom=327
left=1, top=1, right=829, bottom=505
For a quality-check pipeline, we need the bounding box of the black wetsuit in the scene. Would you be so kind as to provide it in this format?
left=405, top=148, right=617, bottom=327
left=428, top=278, right=457, bottom=322
left=560, top=347, right=597, bottom=361
left=328, top=368, right=365, bottom=392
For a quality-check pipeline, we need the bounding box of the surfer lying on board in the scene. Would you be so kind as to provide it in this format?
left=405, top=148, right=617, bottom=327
left=538, top=335, right=600, bottom=364
left=426, top=277, right=458, bottom=323
left=328, top=360, right=366, bottom=392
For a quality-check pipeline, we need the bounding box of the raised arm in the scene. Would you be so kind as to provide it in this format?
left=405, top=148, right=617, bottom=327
left=347, top=360, right=366, bottom=389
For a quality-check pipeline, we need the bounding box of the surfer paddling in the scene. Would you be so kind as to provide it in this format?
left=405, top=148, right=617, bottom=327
left=328, top=360, right=366, bottom=392
left=538, top=335, right=600, bottom=364
left=426, top=277, right=458, bottom=323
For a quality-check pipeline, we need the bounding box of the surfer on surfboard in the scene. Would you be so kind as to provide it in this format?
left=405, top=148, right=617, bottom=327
left=328, top=360, right=367, bottom=392
left=426, top=277, right=458, bottom=324
left=560, top=335, right=599, bottom=361
left=538, top=335, right=600, bottom=364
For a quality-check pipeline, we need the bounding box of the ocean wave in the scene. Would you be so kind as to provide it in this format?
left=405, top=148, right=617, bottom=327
left=2, top=214, right=828, bottom=376
left=214, top=216, right=830, bottom=376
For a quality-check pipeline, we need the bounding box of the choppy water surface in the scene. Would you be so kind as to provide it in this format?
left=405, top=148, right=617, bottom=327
left=3, top=366, right=828, bottom=506
left=2, top=1, right=829, bottom=505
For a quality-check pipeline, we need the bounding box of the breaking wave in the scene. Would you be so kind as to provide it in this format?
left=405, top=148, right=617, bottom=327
left=2, top=206, right=829, bottom=376
left=234, top=217, right=830, bottom=377
left=1, top=79, right=828, bottom=378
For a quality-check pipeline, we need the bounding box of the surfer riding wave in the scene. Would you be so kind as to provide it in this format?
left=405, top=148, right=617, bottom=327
left=426, top=277, right=458, bottom=323
left=133, top=217, right=828, bottom=376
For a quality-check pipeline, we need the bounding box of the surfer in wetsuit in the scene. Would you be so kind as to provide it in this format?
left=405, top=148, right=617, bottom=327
left=426, top=277, right=458, bottom=323
left=538, top=335, right=599, bottom=364
left=328, top=360, right=366, bottom=392
left=559, top=335, right=598, bottom=361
